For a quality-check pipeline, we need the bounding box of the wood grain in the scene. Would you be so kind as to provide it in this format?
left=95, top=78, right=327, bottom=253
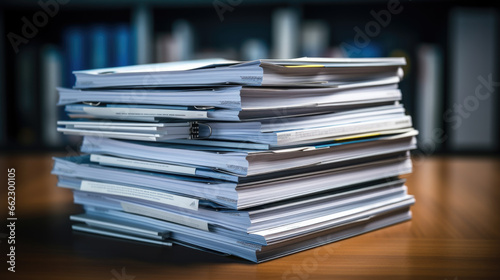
left=0, top=155, right=499, bottom=279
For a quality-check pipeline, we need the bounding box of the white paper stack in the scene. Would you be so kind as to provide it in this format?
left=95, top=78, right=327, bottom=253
left=53, top=57, right=416, bottom=262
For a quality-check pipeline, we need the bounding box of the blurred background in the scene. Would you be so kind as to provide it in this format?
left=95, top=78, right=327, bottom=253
left=0, top=0, right=498, bottom=155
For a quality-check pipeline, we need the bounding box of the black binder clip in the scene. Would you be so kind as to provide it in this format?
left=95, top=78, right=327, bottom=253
left=190, top=122, right=212, bottom=139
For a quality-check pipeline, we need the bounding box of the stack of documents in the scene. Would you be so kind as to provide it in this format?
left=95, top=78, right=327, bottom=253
left=53, top=57, right=416, bottom=262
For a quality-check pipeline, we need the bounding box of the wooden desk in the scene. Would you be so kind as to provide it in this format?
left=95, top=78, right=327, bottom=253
left=1, top=155, right=499, bottom=279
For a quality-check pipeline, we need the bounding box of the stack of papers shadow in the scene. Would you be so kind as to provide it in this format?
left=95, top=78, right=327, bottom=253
left=53, top=57, right=416, bottom=262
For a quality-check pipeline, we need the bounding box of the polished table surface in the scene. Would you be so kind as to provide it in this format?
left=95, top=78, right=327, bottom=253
left=0, top=155, right=499, bottom=279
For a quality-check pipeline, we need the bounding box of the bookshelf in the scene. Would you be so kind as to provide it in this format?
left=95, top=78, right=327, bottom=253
left=0, top=0, right=498, bottom=154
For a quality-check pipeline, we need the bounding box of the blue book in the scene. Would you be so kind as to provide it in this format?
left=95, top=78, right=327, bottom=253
left=113, top=24, right=132, bottom=67
left=89, top=25, right=110, bottom=69
left=63, top=26, right=86, bottom=87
